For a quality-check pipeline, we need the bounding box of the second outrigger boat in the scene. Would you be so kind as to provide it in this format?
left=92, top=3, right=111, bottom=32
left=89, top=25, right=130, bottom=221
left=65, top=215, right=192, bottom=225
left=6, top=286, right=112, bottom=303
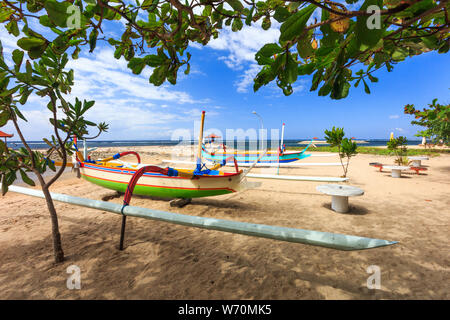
left=202, top=123, right=313, bottom=164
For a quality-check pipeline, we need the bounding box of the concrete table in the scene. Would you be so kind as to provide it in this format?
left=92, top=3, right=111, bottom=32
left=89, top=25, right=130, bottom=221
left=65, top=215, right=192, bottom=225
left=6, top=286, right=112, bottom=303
left=383, top=165, right=410, bottom=178
left=316, top=184, right=364, bottom=213
left=408, top=156, right=429, bottom=167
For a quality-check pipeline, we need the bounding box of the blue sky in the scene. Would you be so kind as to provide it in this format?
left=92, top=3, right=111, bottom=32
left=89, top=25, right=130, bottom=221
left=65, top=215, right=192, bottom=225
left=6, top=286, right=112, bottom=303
left=1, top=6, right=449, bottom=141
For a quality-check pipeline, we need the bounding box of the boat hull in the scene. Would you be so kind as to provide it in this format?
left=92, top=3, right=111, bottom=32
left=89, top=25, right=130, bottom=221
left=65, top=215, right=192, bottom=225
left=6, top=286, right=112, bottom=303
left=202, top=150, right=311, bottom=163
left=80, top=163, right=244, bottom=199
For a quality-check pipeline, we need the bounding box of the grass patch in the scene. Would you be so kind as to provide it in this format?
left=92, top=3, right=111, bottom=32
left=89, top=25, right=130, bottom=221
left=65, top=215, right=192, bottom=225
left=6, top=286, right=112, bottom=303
left=288, top=146, right=448, bottom=156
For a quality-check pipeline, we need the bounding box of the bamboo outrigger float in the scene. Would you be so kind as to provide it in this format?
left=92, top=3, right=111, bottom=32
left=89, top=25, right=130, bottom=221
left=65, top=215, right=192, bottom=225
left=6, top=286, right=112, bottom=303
left=8, top=185, right=397, bottom=251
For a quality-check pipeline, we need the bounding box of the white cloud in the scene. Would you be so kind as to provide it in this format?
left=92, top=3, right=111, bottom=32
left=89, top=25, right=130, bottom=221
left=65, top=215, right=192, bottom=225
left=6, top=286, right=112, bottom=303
left=208, top=24, right=280, bottom=70
left=389, top=115, right=400, bottom=119
left=66, top=48, right=197, bottom=104
left=395, top=128, right=405, bottom=132
left=0, top=36, right=217, bottom=139
left=235, top=64, right=261, bottom=93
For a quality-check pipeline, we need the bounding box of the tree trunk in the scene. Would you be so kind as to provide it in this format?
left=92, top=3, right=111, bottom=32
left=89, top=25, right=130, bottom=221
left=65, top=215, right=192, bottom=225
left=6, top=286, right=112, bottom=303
left=42, top=186, right=65, bottom=263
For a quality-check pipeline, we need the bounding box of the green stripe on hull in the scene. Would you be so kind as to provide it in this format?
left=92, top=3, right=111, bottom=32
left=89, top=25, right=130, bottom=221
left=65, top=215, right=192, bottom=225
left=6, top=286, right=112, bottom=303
left=82, top=175, right=233, bottom=198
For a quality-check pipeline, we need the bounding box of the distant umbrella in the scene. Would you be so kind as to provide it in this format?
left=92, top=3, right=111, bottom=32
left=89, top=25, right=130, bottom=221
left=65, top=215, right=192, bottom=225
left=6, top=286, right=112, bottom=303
left=205, top=133, right=221, bottom=143
left=0, top=130, right=13, bottom=148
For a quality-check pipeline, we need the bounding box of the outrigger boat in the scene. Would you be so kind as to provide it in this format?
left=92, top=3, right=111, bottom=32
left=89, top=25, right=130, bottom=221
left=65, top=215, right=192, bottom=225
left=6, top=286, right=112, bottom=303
left=201, top=123, right=313, bottom=164
left=202, top=146, right=312, bottom=164
left=63, top=111, right=261, bottom=200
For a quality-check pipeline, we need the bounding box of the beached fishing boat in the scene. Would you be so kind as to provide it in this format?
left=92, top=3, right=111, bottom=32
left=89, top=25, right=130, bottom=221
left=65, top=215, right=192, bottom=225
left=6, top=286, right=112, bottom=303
left=202, top=123, right=313, bottom=164
left=66, top=111, right=258, bottom=199
left=79, top=161, right=247, bottom=199
left=201, top=146, right=311, bottom=164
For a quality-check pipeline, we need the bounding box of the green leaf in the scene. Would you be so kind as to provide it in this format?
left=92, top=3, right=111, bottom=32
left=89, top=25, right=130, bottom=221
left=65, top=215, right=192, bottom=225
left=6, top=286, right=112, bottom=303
left=285, top=53, right=298, bottom=84
left=25, top=60, right=32, bottom=79
left=47, top=158, right=56, bottom=172
left=245, top=6, right=254, bottom=26
left=39, top=15, right=54, bottom=27
left=149, top=64, right=168, bottom=86
left=255, top=43, right=283, bottom=65
left=273, top=6, right=290, bottom=23
left=6, top=20, right=20, bottom=37
left=0, top=110, right=10, bottom=126
left=17, top=37, right=47, bottom=51
left=255, top=43, right=283, bottom=61
left=142, top=0, right=159, bottom=11
left=310, top=69, right=323, bottom=91
left=318, top=83, right=332, bottom=96
left=89, top=29, right=98, bottom=53
left=44, top=0, right=71, bottom=28
left=12, top=49, right=24, bottom=69
left=72, top=46, right=80, bottom=59
left=271, top=53, right=286, bottom=74
left=1, top=174, right=8, bottom=196
left=232, top=18, right=243, bottom=32
left=298, top=63, right=315, bottom=75
left=331, top=80, right=350, bottom=100
left=0, top=139, right=6, bottom=153
left=279, top=4, right=316, bottom=42
left=363, top=78, right=371, bottom=94
left=368, top=74, right=378, bottom=83
left=391, top=47, right=409, bottom=61
left=19, top=87, right=32, bottom=105
left=127, top=57, right=146, bottom=74
left=144, top=54, right=166, bottom=67
left=19, top=169, right=35, bottom=186
left=297, top=35, right=314, bottom=59
left=253, top=66, right=275, bottom=92
left=261, top=16, right=271, bottom=30
left=226, top=0, right=244, bottom=12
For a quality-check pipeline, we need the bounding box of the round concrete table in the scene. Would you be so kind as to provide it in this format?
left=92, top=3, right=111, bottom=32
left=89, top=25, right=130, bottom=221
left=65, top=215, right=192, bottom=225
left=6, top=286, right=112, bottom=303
left=408, top=156, right=429, bottom=167
left=316, top=184, right=364, bottom=213
left=383, top=165, right=410, bottom=178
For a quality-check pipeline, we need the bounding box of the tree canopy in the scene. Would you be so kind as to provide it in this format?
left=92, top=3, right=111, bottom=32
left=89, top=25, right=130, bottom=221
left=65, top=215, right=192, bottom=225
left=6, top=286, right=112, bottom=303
left=1, top=0, right=449, bottom=100
left=404, top=98, right=450, bottom=145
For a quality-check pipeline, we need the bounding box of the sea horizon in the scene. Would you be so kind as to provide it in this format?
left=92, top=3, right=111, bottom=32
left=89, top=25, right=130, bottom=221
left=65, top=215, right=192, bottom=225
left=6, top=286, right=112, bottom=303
left=6, top=138, right=423, bottom=150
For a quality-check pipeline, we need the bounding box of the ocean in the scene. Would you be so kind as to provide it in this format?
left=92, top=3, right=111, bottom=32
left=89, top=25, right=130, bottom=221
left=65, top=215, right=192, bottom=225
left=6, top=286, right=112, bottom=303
left=7, top=139, right=422, bottom=150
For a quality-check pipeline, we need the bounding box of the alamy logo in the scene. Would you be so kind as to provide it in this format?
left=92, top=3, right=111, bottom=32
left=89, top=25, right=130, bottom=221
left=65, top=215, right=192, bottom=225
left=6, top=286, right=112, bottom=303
left=66, top=5, right=81, bottom=29
left=366, top=5, right=381, bottom=30
left=366, top=265, right=381, bottom=290
left=66, top=265, right=81, bottom=290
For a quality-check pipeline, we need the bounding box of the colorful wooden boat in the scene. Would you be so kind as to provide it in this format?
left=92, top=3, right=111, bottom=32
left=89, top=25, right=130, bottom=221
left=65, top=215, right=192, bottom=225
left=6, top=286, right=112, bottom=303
left=202, top=122, right=313, bottom=164
left=201, top=144, right=312, bottom=164
left=79, top=160, right=248, bottom=199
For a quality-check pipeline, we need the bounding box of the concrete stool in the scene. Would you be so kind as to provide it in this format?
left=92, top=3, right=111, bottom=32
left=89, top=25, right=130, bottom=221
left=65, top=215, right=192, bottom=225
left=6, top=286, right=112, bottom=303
left=383, top=165, right=410, bottom=178
left=316, top=184, right=364, bottom=213
left=408, top=156, right=429, bottom=167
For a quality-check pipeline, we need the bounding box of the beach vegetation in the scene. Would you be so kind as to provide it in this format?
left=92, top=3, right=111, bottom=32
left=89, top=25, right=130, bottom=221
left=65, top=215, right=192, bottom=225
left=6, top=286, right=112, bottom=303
left=404, top=99, right=450, bottom=146
left=0, top=43, right=108, bottom=263
left=387, top=136, right=409, bottom=165
left=324, top=126, right=357, bottom=177
left=0, top=1, right=447, bottom=100
left=289, top=145, right=447, bottom=156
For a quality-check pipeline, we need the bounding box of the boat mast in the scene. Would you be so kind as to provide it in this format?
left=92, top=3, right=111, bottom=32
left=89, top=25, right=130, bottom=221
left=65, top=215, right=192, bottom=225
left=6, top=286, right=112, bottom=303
left=196, top=111, right=206, bottom=170
left=280, top=122, right=285, bottom=152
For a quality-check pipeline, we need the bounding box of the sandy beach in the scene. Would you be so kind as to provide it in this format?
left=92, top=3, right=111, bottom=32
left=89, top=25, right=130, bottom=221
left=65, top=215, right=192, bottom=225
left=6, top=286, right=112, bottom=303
left=0, top=146, right=449, bottom=299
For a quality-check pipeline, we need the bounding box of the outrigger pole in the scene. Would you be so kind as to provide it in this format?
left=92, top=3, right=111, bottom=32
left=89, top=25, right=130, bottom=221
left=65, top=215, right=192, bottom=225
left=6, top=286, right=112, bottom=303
left=8, top=185, right=397, bottom=251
